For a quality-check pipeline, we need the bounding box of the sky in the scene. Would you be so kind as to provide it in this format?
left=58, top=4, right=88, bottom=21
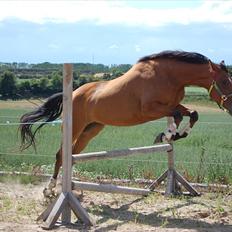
left=0, top=0, right=232, bottom=65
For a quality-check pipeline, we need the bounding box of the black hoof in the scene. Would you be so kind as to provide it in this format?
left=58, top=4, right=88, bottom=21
left=154, top=132, right=165, bottom=144
left=173, top=132, right=188, bottom=141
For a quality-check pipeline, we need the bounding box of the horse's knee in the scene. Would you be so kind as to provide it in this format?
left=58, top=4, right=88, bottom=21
left=190, top=111, right=199, bottom=125
left=173, top=110, right=183, bottom=127
left=173, top=110, right=183, bottom=120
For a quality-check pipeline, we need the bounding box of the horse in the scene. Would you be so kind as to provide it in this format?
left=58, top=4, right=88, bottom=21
left=19, top=50, right=232, bottom=194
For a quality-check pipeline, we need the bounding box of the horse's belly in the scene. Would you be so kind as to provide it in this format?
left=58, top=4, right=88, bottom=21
left=91, top=100, right=163, bottom=126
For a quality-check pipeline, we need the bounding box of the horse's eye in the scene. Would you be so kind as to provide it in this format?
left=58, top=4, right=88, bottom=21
left=222, top=80, right=228, bottom=86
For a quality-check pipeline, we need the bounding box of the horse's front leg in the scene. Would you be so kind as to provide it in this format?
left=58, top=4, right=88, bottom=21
left=154, top=104, right=198, bottom=143
left=154, top=115, right=180, bottom=143
left=172, top=104, right=199, bottom=141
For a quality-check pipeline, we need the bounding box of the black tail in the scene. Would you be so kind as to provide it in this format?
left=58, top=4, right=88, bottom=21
left=19, top=92, right=63, bottom=151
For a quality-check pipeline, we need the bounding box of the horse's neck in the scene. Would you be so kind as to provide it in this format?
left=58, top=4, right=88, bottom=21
left=173, top=63, right=212, bottom=90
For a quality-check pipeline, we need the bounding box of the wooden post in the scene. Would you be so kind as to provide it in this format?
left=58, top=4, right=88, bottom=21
left=149, top=143, right=200, bottom=196
left=61, top=64, right=73, bottom=223
left=165, top=143, right=175, bottom=195
left=40, top=64, right=95, bottom=229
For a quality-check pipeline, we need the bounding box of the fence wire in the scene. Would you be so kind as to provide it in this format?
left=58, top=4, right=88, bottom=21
left=1, top=114, right=232, bottom=168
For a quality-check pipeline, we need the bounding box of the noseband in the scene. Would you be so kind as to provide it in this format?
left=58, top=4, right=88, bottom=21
left=208, top=80, right=232, bottom=112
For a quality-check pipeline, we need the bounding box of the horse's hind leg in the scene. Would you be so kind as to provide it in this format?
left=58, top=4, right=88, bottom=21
left=72, top=122, right=104, bottom=154
left=43, top=122, right=104, bottom=197
left=44, top=115, right=87, bottom=197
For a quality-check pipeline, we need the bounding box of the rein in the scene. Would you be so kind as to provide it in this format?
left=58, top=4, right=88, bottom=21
left=208, top=80, right=232, bottom=112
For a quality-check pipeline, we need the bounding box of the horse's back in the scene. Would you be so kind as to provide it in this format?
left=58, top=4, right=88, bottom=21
left=71, top=61, right=175, bottom=125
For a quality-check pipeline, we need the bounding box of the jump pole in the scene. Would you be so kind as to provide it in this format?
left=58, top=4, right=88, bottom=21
left=72, top=144, right=172, bottom=162
left=41, top=64, right=95, bottom=229
left=72, top=144, right=173, bottom=196
left=72, top=143, right=200, bottom=196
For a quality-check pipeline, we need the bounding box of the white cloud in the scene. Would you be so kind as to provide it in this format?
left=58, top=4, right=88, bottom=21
left=109, top=44, right=119, bottom=49
left=0, top=0, right=231, bottom=26
left=207, top=48, right=215, bottom=53
left=134, top=45, right=141, bottom=52
left=48, top=43, right=59, bottom=50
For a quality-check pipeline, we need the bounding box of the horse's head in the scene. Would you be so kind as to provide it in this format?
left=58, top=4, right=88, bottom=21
left=208, top=60, right=232, bottom=115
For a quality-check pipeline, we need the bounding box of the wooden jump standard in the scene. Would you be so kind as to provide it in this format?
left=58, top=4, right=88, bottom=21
left=72, top=143, right=199, bottom=197
left=40, top=64, right=200, bottom=230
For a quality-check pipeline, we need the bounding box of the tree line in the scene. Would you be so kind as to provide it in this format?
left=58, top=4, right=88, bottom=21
left=0, top=62, right=132, bottom=99
left=0, top=62, right=231, bottom=99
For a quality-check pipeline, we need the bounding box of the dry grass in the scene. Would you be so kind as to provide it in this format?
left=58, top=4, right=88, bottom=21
left=0, top=180, right=231, bottom=232
left=0, top=99, right=43, bottom=109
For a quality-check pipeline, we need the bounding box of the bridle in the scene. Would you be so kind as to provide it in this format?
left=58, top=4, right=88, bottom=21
left=208, top=80, right=232, bottom=112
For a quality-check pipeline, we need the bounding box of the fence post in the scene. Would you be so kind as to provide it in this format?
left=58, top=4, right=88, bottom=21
left=61, top=64, right=73, bottom=223
left=39, top=64, right=94, bottom=229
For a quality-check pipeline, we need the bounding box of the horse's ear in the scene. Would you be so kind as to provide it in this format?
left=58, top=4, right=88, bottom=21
left=220, top=60, right=225, bottom=66
left=208, top=60, right=220, bottom=73
left=219, top=60, right=228, bottom=72
left=209, top=60, right=215, bottom=73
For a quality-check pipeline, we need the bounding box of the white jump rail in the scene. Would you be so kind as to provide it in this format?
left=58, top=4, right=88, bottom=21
left=72, top=181, right=150, bottom=196
left=72, top=144, right=172, bottom=163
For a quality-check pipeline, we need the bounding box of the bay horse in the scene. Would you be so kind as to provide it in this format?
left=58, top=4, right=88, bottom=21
left=19, top=50, right=232, bottom=193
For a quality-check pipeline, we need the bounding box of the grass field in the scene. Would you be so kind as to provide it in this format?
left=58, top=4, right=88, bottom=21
left=0, top=90, right=232, bottom=184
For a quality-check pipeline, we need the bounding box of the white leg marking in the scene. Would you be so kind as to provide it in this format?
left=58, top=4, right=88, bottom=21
left=179, top=122, right=191, bottom=136
left=163, top=117, right=177, bottom=142
left=48, top=177, right=57, bottom=189
left=43, top=177, right=57, bottom=197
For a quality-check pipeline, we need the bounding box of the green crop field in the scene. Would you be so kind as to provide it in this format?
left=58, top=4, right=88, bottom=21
left=1, top=95, right=232, bottom=184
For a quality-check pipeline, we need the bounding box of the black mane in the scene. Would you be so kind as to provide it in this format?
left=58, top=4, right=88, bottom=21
left=138, top=50, right=209, bottom=64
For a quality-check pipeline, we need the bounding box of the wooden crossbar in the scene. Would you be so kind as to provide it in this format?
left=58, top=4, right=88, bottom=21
left=72, top=144, right=172, bottom=163
left=72, top=181, right=150, bottom=196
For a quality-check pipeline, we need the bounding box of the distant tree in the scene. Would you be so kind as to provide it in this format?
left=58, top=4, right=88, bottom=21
left=110, top=64, right=131, bottom=74
left=18, top=80, right=32, bottom=98
left=51, top=72, right=62, bottom=92
left=75, top=74, right=96, bottom=88
left=102, top=73, right=112, bottom=80
left=228, top=66, right=232, bottom=76
left=30, top=79, right=41, bottom=95
left=111, top=70, right=124, bottom=78
left=0, top=71, right=17, bottom=98
left=39, top=77, right=49, bottom=90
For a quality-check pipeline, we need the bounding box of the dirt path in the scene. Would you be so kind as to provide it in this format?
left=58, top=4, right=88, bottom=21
left=183, top=104, right=221, bottom=113
left=0, top=99, right=43, bottom=109
left=0, top=181, right=231, bottom=232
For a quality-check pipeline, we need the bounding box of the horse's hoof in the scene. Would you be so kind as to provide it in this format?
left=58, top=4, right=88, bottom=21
left=43, top=187, right=53, bottom=198
left=173, top=132, right=188, bottom=141
left=54, top=183, right=62, bottom=196
left=154, top=133, right=165, bottom=143
left=48, top=177, right=57, bottom=189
